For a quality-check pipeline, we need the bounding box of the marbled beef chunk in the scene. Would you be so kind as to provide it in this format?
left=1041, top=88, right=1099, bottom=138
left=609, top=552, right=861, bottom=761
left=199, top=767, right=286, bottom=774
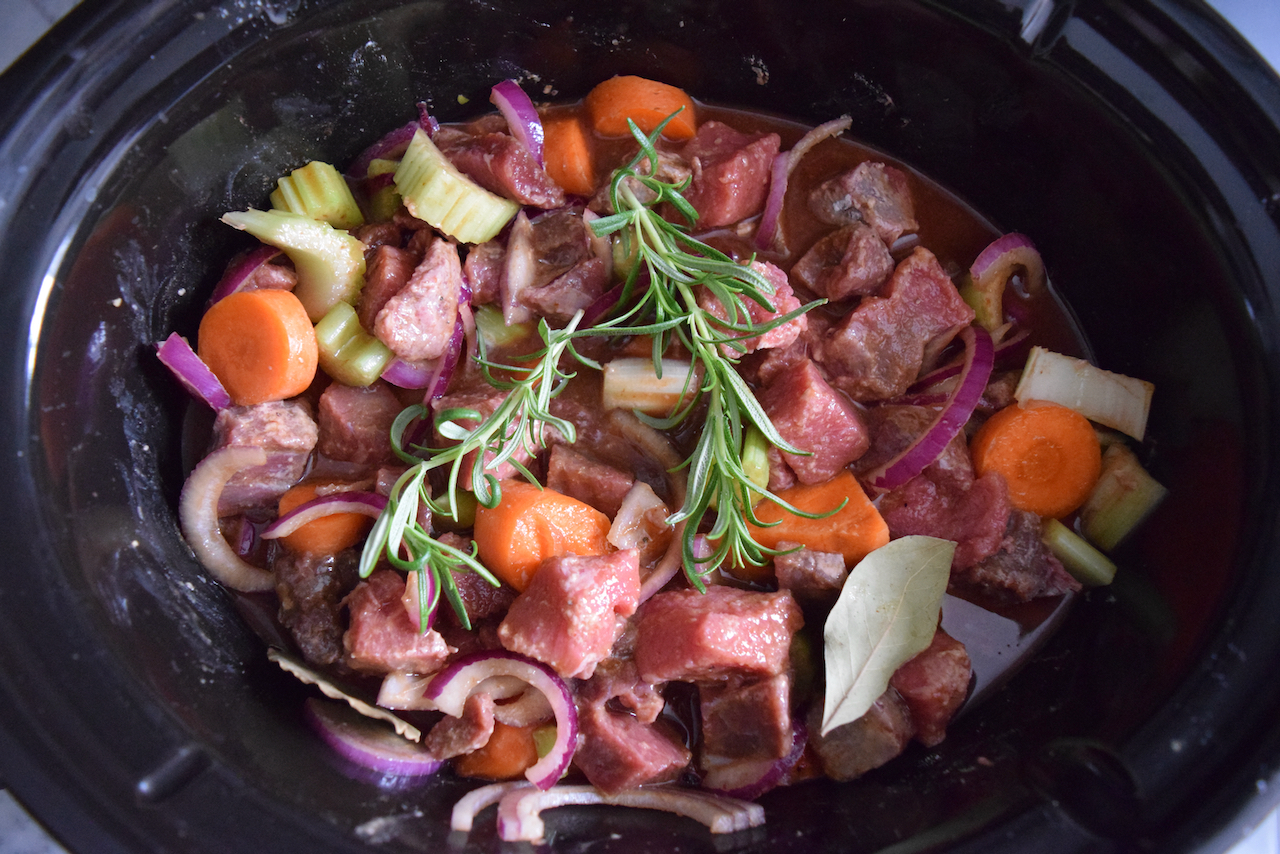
left=275, top=548, right=360, bottom=667
left=426, top=692, right=496, bottom=760
left=343, top=569, right=453, bottom=675
left=774, top=545, right=848, bottom=607
left=955, top=508, right=1082, bottom=602
left=635, top=586, right=803, bottom=683
left=497, top=550, right=641, bottom=680
left=316, top=380, right=402, bottom=465
left=374, top=236, right=462, bottom=362
left=545, top=444, right=635, bottom=518
left=212, top=399, right=317, bottom=515
left=791, top=223, right=895, bottom=301
left=573, top=695, right=692, bottom=794
left=889, top=629, right=972, bottom=747
left=700, top=674, right=793, bottom=761
left=814, top=247, right=974, bottom=402
left=359, top=244, right=419, bottom=331
left=808, top=161, right=919, bottom=246
left=759, top=358, right=870, bottom=484
left=435, top=127, right=567, bottom=209
left=462, top=239, right=504, bottom=305
left=806, top=688, right=916, bottom=781
left=880, top=470, right=1011, bottom=571
left=682, top=121, right=781, bottom=228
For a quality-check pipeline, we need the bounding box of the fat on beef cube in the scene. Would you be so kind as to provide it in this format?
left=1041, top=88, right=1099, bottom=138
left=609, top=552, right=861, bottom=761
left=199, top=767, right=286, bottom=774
left=497, top=550, right=641, bottom=679
left=701, top=674, right=793, bottom=761
left=426, top=692, right=496, bottom=760
left=806, top=687, right=916, bottom=781
left=759, top=358, right=870, bottom=484
left=436, top=129, right=567, bottom=209
left=773, top=545, right=848, bottom=607
left=573, top=697, right=691, bottom=794
left=808, top=161, right=919, bottom=245
left=683, top=121, right=781, bottom=228
left=634, top=586, right=803, bottom=683
left=375, top=237, right=463, bottom=362
left=316, top=380, right=403, bottom=465
left=343, top=569, right=453, bottom=675
left=954, top=508, right=1082, bottom=602
left=274, top=549, right=361, bottom=667
left=212, top=399, right=318, bottom=515
left=697, top=261, right=807, bottom=356
left=545, top=444, right=635, bottom=518
left=358, top=244, right=419, bottom=331
left=791, top=223, right=895, bottom=301
left=814, top=247, right=974, bottom=402
left=888, top=629, right=972, bottom=747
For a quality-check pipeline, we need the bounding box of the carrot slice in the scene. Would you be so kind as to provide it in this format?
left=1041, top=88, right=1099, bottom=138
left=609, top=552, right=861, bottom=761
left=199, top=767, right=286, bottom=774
left=472, top=480, right=611, bottom=591
left=583, top=75, right=697, bottom=140
left=275, top=482, right=373, bottom=555
left=197, top=288, right=318, bottom=405
left=745, top=470, right=889, bottom=574
left=971, top=400, right=1102, bottom=518
left=542, top=113, right=597, bottom=196
left=453, top=721, right=540, bottom=781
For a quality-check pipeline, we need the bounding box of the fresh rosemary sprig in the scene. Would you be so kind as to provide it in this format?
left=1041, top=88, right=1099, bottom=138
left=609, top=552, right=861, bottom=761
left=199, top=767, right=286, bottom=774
left=359, top=313, right=597, bottom=627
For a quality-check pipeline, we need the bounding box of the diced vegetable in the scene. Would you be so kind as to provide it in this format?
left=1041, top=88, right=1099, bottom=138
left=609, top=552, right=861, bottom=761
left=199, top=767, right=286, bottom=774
left=270, top=483, right=377, bottom=554
left=314, top=300, right=394, bottom=387
left=364, top=157, right=402, bottom=222
left=454, top=721, right=542, bottom=781
left=959, top=233, right=1045, bottom=331
left=601, top=357, right=698, bottom=416
left=394, top=128, right=520, bottom=244
left=1079, top=443, right=1168, bottom=551
left=740, top=424, right=771, bottom=499
left=1042, top=518, right=1117, bottom=586
left=270, top=160, right=365, bottom=230
left=541, top=113, right=596, bottom=196
left=971, top=400, right=1102, bottom=519
left=473, top=303, right=533, bottom=350
left=583, top=75, right=697, bottom=139
left=197, top=288, right=318, bottom=405
left=1015, top=346, right=1154, bottom=441
left=221, top=208, right=366, bottom=322
left=745, top=470, right=889, bottom=568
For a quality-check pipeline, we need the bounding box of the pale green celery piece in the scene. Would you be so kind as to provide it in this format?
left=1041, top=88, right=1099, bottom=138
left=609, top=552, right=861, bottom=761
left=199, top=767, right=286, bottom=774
left=314, top=301, right=393, bottom=387
left=393, top=128, right=519, bottom=244
left=473, top=304, right=534, bottom=350
left=364, top=157, right=402, bottom=223
left=433, top=489, right=478, bottom=532
left=958, top=273, right=1002, bottom=331
left=221, top=208, right=367, bottom=322
left=1079, top=443, right=1168, bottom=552
left=1043, top=518, right=1117, bottom=587
left=270, top=160, right=365, bottom=230
left=600, top=357, right=697, bottom=416
left=531, top=723, right=558, bottom=760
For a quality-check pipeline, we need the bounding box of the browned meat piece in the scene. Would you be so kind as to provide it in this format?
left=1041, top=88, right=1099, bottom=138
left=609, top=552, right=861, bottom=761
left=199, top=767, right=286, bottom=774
left=359, top=244, right=419, bottom=331
left=436, top=129, right=567, bottom=209
left=520, top=256, right=608, bottom=324
left=343, top=570, right=453, bottom=675
left=954, top=508, right=1082, bottom=602
left=545, top=444, right=635, bottom=518
left=498, top=550, right=641, bottom=679
left=879, top=469, right=1011, bottom=571
left=791, top=223, right=895, bottom=301
left=462, top=239, right=504, bottom=305
left=760, top=358, right=870, bottom=484
left=697, top=261, right=807, bottom=356
left=426, top=692, right=496, bottom=760
left=500, top=209, right=607, bottom=325
left=315, top=380, right=402, bottom=466
left=773, top=545, right=848, bottom=607
left=590, top=147, right=691, bottom=214
left=213, top=252, right=297, bottom=295
left=211, top=399, right=317, bottom=515
left=582, top=655, right=666, bottom=724
left=701, top=674, right=793, bottom=761
left=573, top=694, right=691, bottom=794
left=375, top=237, right=463, bottom=362
left=814, top=248, right=974, bottom=402
left=682, top=121, right=781, bottom=228
left=444, top=568, right=516, bottom=628
left=889, top=629, right=972, bottom=747
left=275, top=549, right=360, bottom=667
left=854, top=404, right=974, bottom=490
left=808, top=161, right=919, bottom=245
left=634, top=586, right=803, bottom=683
left=351, top=221, right=403, bottom=253
left=806, top=688, right=916, bottom=781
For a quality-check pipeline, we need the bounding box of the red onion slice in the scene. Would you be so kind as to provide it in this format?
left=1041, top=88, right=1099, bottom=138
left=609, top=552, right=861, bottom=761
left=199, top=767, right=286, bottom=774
left=701, top=719, right=806, bottom=800
left=381, top=356, right=438, bottom=389
left=209, top=245, right=283, bottom=304
left=260, top=490, right=387, bottom=540
left=347, top=103, right=439, bottom=179
left=754, top=115, right=853, bottom=252
left=965, top=233, right=1046, bottom=330
left=868, top=325, right=994, bottom=491
left=906, top=326, right=1031, bottom=394
left=155, top=333, right=232, bottom=411
left=305, top=697, right=443, bottom=779
left=491, top=79, right=545, bottom=168
left=179, top=446, right=275, bottom=592
left=424, top=308, right=468, bottom=402
left=425, top=650, right=577, bottom=789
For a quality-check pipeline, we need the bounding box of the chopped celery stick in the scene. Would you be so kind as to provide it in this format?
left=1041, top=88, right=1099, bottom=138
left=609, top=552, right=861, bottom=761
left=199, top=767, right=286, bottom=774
left=1043, top=518, right=1117, bottom=587
left=364, top=158, right=402, bottom=223
left=270, top=161, right=365, bottom=230
left=958, top=274, right=1002, bottom=331
left=1080, top=443, right=1168, bottom=551
left=1014, top=346, right=1154, bottom=441
left=602, top=357, right=698, bottom=416
left=741, top=423, right=770, bottom=504
left=433, top=489, right=478, bottom=532
left=394, top=128, right=519, bottom=244
left=314, top=301, right=393, bottom=387
left=222, top=208, right=366, bottom=322
left=473, top=304, right=533, bottom=350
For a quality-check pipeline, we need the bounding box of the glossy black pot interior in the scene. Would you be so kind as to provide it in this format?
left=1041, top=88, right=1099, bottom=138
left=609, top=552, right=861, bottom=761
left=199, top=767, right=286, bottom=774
left=2, top=0, right=1279, bottom=852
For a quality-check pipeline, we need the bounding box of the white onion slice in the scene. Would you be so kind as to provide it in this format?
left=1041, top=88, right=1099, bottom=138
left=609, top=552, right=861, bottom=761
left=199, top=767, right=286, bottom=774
left=452, top=781, right=533, bottom=832
left=260, top=490, right=388, bottom=540
left=209, top=245, right=283, bottom=303
left=493, top=784, right=766, bottom=843
left=755, top=115, right=853, bottom=252
left=424, top=650, right=577, bottom=789
left=868, top=325, right=994, bottom=491
left=1014, top=346, right=1154, bottom=441
left=304, top=697, right=443, bottom=778
left=179, top=446, right=275, bottom=592
left=490, top=79, right=545, bottom=167
left=377, top=671, right=436, bottom=711
left=155, top=333, right=232, bottom=411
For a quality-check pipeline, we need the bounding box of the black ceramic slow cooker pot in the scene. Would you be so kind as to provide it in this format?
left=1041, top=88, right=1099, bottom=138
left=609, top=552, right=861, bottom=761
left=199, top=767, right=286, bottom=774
left=1, top=0, right=1278, bottom=851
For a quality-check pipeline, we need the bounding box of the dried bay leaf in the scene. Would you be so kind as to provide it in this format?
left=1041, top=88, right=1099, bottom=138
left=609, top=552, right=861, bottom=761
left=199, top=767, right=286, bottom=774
left=821, top=535, right=954, bottom=735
